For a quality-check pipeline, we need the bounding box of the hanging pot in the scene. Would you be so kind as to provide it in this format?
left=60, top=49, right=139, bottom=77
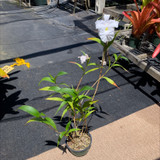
left=66, top=132, right=92, bottom=157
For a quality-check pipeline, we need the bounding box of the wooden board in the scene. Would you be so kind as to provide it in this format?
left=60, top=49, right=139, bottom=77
left=113, top=41, right=160, bottom=82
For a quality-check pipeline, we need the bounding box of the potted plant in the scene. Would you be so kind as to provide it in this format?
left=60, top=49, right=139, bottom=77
left=18, top=14, right=128, bottom=157
left=122, top=0, right=160, bottom=57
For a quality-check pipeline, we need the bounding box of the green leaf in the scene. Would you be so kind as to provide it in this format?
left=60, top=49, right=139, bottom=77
left=65, top=121, right=71, bottom=131
left=46, top=97, right=64, bottom=101
left=44, top=117, right=57, bottom=131
left=55, top=101, right=67, bottom=115
left=79, top=85, right=94, bottom=93
left=66, top=128, right=81, bottom=136
left=60, top=88, right=76, bottom=97
left=27, top=117, right=44, bottom=123
left=57, top=131, right=66, bottom=146
left=39, top=77, right=55, bottom=85
left=85, top=67, right=100, bottom=75
left=49, top=86, right=61, bottom=92
left=113, top=54, right=118, bottom=61
left=19, top=105, right=40, bottom=118
left=67, top=101, right=74, bottom=110
left=103, top=77, right=120, bottom=89
left=69, top=61, right=84, bottom=71
left=84, top=110, right=95, bottom=119
left=88, top=63, right=97, bottom=66
left=40, top=112, right=45, bottom=116
left=112, top=64, right=128, bottom=72
left=61, top=107, right=69, bottom=120
left=81, top=50, right=87, bottom=56
left=82, top=100, right=98, bottom=109
left=108, top=55, right=111, bottom=67
left=56, top=71, right=68, bottom=77
left=107, top=31, right=119, bottom=49
left=118, top=55, right=129, bottom=62
left=88, top=107, right=96, bottom=111
left=27, top=117, right=57, bottom=131
left=39, top=86, right=51, bottom=91
left=40, top=86, right=61, bottom=92
left=59, top=83, right=69, bottom=87
left=78, top=95, right=92, bottom=100
left=48, top=73, right=54, bottom=80
left=87, top=37, right=105, bottom=47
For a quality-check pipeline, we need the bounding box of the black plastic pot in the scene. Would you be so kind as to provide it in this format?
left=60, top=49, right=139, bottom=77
left=32, top=0, right=47, bottom=6
left=127, top=34, right=141, bottom=49
left=66, top=132, right=92, bottom=157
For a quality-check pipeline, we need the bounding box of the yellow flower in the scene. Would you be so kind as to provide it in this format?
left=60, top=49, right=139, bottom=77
left=10, top=58, right=30, bottom=68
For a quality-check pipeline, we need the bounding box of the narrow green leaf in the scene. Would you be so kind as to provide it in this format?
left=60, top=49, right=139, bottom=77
left=84, top=110, right=95, bottom=119
left=55, top=101, right=67, bottom=115
left=40, top=86, right=61, bottom=92
left=69, top=61, right=84, bottom=71
left=68, top=101, right=74, bottom=110
left=81, top=50, right=86, bottom=56
left=61, top=107, right=69, bottom=120
left=40, top=112, right=45, bottom=116
left=39, top=77, right=55, bottom=85
left=67, top=128, right=81, bottom=135
left=103, top=77, right=120, bottom=89
left=57, top=131, right=66, bottom=146
left=118, top=55, right=129, bottom=62
left=44, top=117, right=57, bottom=131
left=48, top=73, right=54, bottom=80
left=27, top=116, right=57, bottom=131
left=56, top=71, right=68, bottom=77
left=107, top=31, right=119, bottom=49
left=88, top=107, right=96, bottom=111
left=27, top=117, right=44, bottom=123
left=19, top=105, right=40, bottom=118
left=87, top=37, right=105, bottom=47
left=113, top=54, right=118, bottom=61
left=59, top=83, right=69, bottom=87
left=65, top=121, right=71, bottom=131
left=88, top=63, right=97, bottom=66
left=46, top=97, right=64, bottom=101
left=60, top=88, right=76, bottom=97
left=112, top=64, right=128, bottom=72
left=82, top=100, right=98, bottom=109
left=39, top=86, right=51, bottom=91
left=85, top=67, right=100, bottom=75
left=79, top=85, right=94, bottom=93
left=78, top=95, right=92, bottom=100
left=108, top=55, right=111, bottom=67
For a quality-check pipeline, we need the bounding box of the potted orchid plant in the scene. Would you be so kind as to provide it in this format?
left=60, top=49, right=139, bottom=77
left=19, top=14, right=128, bottom=157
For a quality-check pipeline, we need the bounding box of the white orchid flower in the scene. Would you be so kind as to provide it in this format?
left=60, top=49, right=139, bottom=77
left=78, top=54, right=89, bottom=64
left=95, top=14, right=119, bottom=43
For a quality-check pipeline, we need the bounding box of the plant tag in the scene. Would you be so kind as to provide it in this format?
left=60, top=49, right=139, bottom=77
left=1, top=65, right=14, bottom=73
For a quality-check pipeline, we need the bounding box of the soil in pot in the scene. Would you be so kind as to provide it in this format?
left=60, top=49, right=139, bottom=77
left=66, top=131, right=92, bottom=157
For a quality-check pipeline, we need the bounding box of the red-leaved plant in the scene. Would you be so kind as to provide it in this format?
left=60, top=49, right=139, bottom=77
left=122, top=0, right=160, bottom=39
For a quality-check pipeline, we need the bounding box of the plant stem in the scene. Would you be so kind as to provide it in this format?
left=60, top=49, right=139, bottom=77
left=76, top=75, right=84, bottom=91
left=85, top=58, right=115, bottom=98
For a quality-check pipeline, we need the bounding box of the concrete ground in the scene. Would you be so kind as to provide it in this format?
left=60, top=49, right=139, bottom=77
left=0, top=1, right=160, bottom=160
left=28, top=104, right=160, bottom=160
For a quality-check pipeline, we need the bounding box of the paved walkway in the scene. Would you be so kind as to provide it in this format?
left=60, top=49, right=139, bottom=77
left=0, top=1, right=160, bottom=160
